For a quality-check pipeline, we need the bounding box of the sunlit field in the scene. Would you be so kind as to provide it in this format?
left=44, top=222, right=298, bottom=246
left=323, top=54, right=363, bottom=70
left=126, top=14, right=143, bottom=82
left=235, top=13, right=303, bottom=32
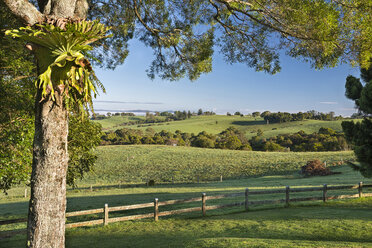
left=2, top=144, right=371, bottom=247
left=94, top=115, right=348, bottom=139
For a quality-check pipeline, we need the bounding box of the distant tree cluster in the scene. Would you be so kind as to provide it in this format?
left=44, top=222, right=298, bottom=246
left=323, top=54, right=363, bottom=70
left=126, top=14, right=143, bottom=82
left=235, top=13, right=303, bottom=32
left=101, top=126, right=349, bottom=152
left=251, top=127, right=349, bottom=152
left=157, top=110, right=193, bottom=120
left=234, top=111, right=244, bottom=117
left=196, top=109, right=216, bottom=116
left=102, top=127, right=251, bottom=150
left=224, top=110, right=343, bottom=122
left=93, top=109, right=216, bottom=120
left=262, top=111, right=342, bottom=124
left=92, top=112, right=135, bottom=120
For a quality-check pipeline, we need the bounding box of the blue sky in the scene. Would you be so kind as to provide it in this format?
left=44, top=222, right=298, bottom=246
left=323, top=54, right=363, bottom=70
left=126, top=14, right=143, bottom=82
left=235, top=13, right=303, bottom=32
left=93, top=41, right=360, bottom=116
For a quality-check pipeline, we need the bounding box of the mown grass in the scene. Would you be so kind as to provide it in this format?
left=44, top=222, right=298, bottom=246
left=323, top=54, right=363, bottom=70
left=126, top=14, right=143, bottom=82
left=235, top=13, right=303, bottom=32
left=1, top=145, right=370, bottom=248
left=2, top=197, right=372, bottom=247
left=2, top=164, right=367, bottom=214
left=65, top=198, right=372, bottom=248
left=94, top=115, right=348, bottom=138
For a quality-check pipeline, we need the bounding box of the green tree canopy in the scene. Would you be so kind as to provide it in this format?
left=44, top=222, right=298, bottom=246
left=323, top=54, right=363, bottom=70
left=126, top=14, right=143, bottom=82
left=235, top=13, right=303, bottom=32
left=86, top=0, right=371, bottom=76
left=342, top=63, right=372, bottom=177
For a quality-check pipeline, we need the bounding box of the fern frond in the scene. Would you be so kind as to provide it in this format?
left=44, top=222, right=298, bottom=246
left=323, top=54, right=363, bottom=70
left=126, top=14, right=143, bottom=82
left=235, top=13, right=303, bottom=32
left=6, top=20, right=111, bottom=114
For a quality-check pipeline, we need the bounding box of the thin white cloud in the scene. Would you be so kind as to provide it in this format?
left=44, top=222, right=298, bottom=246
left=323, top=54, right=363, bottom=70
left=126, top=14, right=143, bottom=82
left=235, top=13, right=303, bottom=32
left=94, top=100, right=163, bottom=105
left=320, top=101, right=338, bottom=105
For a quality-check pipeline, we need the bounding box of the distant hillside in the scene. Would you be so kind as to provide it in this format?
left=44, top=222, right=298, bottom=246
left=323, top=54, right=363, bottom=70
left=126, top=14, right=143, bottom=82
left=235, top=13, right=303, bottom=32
left=93, top=115, right=348, bottom=138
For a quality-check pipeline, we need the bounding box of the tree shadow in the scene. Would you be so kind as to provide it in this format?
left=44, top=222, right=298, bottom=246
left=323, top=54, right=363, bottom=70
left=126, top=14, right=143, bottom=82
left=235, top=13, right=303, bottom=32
left=2, top=199, right=372, bottom=247
left=231, top=120, right=266, bottom=126
left=63, top=203, right=372, bottom=247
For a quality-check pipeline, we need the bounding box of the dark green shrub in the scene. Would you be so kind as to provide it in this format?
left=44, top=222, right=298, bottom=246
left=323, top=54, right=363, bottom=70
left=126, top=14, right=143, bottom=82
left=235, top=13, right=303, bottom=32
left=148, top=180, right=155, bottom=186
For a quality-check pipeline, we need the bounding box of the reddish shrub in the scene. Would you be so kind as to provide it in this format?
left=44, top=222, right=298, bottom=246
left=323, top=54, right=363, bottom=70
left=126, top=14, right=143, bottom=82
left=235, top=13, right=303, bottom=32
left=301, top=160, right=333, bottom=176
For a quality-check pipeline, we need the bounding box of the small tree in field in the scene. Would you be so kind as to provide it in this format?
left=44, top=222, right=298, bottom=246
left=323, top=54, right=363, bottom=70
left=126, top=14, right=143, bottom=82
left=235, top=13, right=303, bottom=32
left=252, top=112, right=261, bottom=118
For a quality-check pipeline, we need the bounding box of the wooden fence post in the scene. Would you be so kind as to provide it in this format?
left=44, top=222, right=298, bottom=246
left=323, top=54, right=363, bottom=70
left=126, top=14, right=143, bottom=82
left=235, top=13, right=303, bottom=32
left=359, top=182, right=363, bottom=198
left=202, top=193, right=206, bottom=216
left=245, top=188, right=249, bottom=211
left=285, top=186, right=290, bottom=207
left=323, top=184, right=327, bottom=202
left=220, top=175, right=223, bottom=182
left=104, top=204, right=109, bottom=225
left=154, top=198, right=159, bottom=221
left=24, top=188, right=27, bottom=198
left=90, top=185, right=93, bottom=191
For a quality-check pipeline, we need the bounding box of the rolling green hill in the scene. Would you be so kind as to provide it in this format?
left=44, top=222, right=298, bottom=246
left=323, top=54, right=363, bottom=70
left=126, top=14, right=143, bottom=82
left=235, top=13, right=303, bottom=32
left=93, top=115, right=348, bottom=138
left=80, top=145, right=355, bottom=185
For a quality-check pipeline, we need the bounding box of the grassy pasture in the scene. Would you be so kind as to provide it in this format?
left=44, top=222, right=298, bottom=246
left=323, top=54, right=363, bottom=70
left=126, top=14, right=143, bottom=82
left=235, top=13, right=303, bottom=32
left=93, top=115, right=347, bottom=138
left=78, top=145, right=355, bottom=186
left=1, top=162, right=372, bottom=247
left=1, top=145, right=369, bottom=248
left=94, top=115, right=153, bottom=130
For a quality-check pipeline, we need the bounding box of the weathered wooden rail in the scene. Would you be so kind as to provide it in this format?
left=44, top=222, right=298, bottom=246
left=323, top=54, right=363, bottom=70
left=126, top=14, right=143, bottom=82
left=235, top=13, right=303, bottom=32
left=1, top=182, right=371, bottom=238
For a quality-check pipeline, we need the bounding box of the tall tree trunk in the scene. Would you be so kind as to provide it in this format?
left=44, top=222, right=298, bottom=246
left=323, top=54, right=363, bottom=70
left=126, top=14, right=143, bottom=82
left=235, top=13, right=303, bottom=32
left=2, top=1, right=89, bottom=247
left=27, top=89, right=69, bottom=248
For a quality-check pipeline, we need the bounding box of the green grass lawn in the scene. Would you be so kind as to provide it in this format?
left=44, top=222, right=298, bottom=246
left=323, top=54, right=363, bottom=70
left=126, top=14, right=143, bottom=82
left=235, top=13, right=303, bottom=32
left=2, top=160, right=372, bottom=247
left=61, top=199, right=372, bottom=248
left=1, top=144, right=370, bottom=248
left=93, top=115, right=147, bottom=129
left=93, top=115, right=349, bottom=138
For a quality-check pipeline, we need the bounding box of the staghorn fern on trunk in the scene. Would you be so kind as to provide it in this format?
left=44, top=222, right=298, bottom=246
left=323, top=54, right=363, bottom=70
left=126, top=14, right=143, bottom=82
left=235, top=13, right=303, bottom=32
left=6, top=19, right=111, bottom=113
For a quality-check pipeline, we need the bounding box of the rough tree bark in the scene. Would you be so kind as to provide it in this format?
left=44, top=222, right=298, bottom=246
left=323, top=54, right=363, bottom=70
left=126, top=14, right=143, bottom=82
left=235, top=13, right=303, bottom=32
left=28, top=89, right=69, bottom=247
left=3, top=0, right=88, bottom=247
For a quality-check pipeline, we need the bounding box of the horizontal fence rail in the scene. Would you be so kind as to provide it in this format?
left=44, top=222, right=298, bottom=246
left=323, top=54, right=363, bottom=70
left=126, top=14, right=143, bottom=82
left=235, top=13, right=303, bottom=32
left=1, top=182, right=372, bottom=239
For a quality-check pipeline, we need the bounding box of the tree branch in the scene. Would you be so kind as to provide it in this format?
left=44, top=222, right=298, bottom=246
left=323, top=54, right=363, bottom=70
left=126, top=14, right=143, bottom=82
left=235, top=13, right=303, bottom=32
left=74, top=0, right=89, bottom=19
left=49, top=0, right=78, bottom=18
left=3, top=0, right=43, bottom=25
left=38, top=0, right=51, bottom=14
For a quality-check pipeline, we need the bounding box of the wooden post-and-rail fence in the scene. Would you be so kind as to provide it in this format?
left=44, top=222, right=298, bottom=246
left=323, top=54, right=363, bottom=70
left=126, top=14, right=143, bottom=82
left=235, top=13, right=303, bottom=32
left=1, top=182, right=372, bottom=239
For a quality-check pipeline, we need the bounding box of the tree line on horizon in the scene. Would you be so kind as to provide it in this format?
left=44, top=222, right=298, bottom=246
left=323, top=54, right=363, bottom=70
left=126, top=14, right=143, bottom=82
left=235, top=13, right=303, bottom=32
left=92, top=109, right=347, bottom=124
left=91, top=109, right=215, bottom=122
left=260, top=111, right=344, bottom=123
left=231, top=110, right=346, bottom=122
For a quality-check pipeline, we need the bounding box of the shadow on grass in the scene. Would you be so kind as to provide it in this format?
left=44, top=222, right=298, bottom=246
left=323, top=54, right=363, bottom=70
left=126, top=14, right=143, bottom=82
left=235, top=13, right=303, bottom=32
left=68, top=171, right=305, bottom=192
left=231, top=120, right=266, bottom=126
left=64, top=203, right=372, bottom=247
left=0, top=201, right=29, bottom=220
left=2, top=174, right=370, bottom=219
left=2, top=199, right=372, bottom=247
